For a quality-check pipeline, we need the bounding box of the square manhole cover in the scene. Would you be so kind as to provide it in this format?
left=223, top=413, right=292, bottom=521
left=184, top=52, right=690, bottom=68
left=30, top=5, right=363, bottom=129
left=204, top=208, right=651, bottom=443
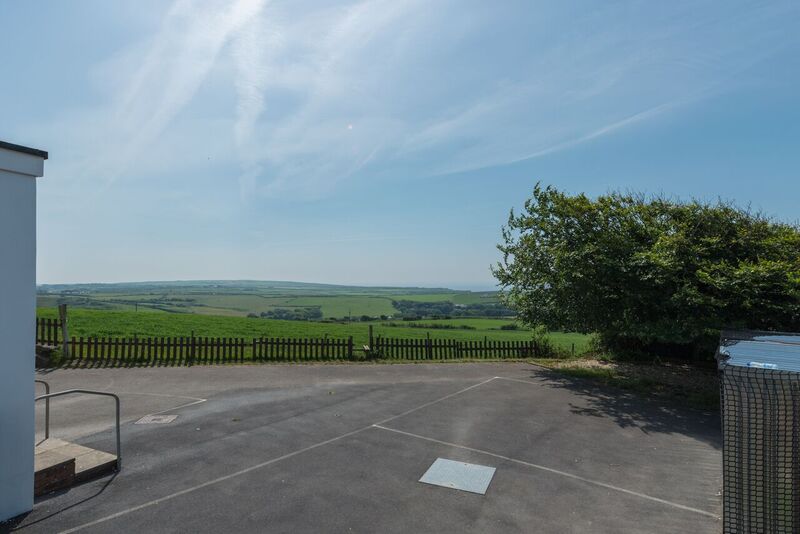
left=419, top=458, right=496, bottom=494
left=135, top=414, right=178, bottom=424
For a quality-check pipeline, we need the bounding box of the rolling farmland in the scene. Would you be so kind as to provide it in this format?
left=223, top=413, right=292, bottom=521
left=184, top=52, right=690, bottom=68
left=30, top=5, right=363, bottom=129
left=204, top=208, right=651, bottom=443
left=37, top=281, right=592, bottom=355
left=37, top=280, right=502, bottom=319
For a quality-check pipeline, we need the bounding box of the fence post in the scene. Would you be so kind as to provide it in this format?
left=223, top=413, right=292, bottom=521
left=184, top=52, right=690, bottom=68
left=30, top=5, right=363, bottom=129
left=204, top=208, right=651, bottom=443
left=369, top=325, right=374, bottom=349
left=348, top=336, right=354, bottom=360
left=58, top=304, right=70, bottom=358
left=189, top=331, right=195, bottom=366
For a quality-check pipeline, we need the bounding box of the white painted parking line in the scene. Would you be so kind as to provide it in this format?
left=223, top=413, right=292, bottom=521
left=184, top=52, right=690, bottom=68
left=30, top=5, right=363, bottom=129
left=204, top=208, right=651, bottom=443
left=372, top=424, right=718, bottom=519
left=59, top=377, right=497, bottom=533
left=59, top=426, right=371, bottom=534
left=147, top=398, right=207, bottom=416
left=493, top=375, right=542, bottom=385
left=375, top=377, right=496, bottom=425
left=115, top=391, right=206, bottom=402
left=113, top=391, right=208, bottom=417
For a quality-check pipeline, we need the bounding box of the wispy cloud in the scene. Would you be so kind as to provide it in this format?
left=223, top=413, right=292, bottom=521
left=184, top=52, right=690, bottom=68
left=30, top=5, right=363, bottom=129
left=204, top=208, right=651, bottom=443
left=231, top=8, right=276, bottom=197
left=9, top=0, right=797, bottom=285
left=82, top=0, right=267, bottom=187
left=230, top=0, right=426, bottom=198
left=222, top=0, right=798, bottom=197
left=40, top=0, right=800, bottom=199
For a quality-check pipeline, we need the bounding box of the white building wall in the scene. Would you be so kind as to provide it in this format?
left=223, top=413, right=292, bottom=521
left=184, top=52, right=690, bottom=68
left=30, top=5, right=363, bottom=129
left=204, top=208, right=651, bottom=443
left=0, top=145, right=45, bottom=522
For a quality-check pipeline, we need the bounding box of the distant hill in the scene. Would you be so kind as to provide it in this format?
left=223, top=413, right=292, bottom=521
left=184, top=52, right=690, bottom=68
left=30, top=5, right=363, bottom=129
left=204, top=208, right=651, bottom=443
left=38, top=279, right=455, bottom=294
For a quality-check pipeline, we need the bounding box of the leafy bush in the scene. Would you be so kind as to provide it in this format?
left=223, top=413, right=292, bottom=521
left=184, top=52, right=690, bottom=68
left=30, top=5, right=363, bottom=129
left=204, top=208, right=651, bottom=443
left=380, top=322, right=476, bottom=330
left=494, top=184, right=800, bottom=359
left=259, top=307, right=323, bottom=321
left=393, top=300, right=455, bottom=317
left=528, top=326, right=565, bottom=358
left=392, top=300, right=515, bottom=318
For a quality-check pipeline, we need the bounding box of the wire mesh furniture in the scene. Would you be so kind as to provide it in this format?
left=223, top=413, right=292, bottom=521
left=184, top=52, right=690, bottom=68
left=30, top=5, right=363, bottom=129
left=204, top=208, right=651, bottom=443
left=717, top=330, right=800, bottom=533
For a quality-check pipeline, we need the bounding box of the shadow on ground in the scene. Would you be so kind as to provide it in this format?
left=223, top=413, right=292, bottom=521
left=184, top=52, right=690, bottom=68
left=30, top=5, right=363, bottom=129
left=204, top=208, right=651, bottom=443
left=529, top=367, right=722, bottom=450
left=1, top=473, right=117, bottom=533
left=38, top=359, right=204, bottom=370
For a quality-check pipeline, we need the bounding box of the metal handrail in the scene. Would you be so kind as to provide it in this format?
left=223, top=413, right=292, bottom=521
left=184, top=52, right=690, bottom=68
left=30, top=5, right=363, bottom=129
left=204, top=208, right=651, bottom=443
left=35, top=389, right=121, bottom=470
left=35, top=380, right=50, bottom=439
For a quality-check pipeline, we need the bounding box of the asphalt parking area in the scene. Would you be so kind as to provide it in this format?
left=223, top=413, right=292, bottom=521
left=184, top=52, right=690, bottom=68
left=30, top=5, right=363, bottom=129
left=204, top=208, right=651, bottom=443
left=15, top=363, right=721, bottom=533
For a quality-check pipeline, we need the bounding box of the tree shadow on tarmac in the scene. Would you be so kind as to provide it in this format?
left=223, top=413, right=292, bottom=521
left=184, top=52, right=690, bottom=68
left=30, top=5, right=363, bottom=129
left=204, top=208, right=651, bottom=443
left=528, top=367, right=722, bottom=450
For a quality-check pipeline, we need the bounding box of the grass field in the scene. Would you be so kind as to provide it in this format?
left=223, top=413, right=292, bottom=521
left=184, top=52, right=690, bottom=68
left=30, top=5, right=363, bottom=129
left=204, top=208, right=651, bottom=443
left=393, top=292, right=499, bottom=305
left=37, top=281, right=497, bottom=319
left=37, top=308, right=592, bottom=354
left=284, top=296, right=397, bottom=318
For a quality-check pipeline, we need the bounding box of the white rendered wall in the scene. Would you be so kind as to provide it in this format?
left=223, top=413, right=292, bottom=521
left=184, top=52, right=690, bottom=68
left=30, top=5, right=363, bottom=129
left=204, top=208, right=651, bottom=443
left=0, top=149, right=42, bottom=522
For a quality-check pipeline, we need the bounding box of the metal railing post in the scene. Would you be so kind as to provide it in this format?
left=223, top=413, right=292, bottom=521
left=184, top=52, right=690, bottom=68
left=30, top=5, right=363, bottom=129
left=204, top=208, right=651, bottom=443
left=34, top=379, right=50, bottom=439
left=35, top=389, right=122, bottom=471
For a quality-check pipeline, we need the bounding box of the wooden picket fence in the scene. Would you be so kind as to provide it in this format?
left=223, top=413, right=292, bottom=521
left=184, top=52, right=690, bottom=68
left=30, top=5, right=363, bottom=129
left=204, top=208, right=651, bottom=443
left=370, top=336, right=544, bottom=360
left=36, top=319, right=551, bottom=366
left=37, top=317, right=63, bottom=345
left=60, top=336, right=252, bottom=365
left=37, top=334, right=354, bottom=366
left=252, top=337, right=353, bottom=361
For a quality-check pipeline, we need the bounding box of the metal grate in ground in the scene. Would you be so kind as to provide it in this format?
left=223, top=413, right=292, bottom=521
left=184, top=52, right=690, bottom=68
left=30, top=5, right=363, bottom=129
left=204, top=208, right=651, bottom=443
left=419, top=457, right=496, bottom=494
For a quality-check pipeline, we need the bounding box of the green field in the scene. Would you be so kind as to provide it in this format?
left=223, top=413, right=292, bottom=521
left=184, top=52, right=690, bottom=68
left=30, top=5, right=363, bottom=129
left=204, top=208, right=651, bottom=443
left=283, top=296, right=397, bottom=318
left=36, top=281, right=499, bottom=319
left=37, top=308, right=592, bottom=354
left=393, top=292, right=499, bottom=304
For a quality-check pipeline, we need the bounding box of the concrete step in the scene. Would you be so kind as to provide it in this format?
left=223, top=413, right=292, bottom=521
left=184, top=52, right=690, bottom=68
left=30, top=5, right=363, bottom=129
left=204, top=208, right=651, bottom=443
left=35, top=438, right=117, bottom=496
left=34, top=449, right=74, bottom=496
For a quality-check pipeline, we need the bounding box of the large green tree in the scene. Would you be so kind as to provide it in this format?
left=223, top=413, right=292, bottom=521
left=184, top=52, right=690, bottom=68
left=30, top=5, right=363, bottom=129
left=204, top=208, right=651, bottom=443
left=493, top=185, right=800, bottom=358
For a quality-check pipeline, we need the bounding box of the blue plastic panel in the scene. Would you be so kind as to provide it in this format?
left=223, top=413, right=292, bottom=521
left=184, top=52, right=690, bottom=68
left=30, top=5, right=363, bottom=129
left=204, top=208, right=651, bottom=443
left=719, top=331, right=800, bottom=372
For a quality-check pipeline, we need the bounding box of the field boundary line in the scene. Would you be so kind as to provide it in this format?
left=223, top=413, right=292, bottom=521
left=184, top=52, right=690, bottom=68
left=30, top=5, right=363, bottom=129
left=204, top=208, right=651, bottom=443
left=58, top=377, right=496, bottom=533
left=372, top=424, right=718, bottom=519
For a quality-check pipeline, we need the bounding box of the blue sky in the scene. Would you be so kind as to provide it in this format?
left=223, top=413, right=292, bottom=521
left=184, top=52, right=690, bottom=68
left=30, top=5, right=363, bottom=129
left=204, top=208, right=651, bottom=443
left=2, top=0, right=798, bottom=289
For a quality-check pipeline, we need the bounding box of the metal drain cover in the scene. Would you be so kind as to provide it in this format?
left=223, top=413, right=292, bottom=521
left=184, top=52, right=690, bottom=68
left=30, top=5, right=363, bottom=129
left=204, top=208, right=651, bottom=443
left=135, top=414, right=178, bottom=424
left=419, top=458, right=496, bottom=494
